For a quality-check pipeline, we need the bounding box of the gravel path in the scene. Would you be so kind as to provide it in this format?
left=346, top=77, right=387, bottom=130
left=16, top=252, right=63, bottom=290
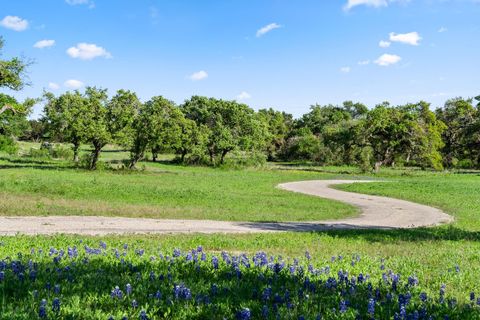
left=0, top=180, right=453, bottom=235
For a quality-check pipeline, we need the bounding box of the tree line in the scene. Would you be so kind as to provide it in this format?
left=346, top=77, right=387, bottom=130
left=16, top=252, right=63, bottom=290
left=1, top=37, right=480, bottom=171
left=4, top=87, right=479, bottom=172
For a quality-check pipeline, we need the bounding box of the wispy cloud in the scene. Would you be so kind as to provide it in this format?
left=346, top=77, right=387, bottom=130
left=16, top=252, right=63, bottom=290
left=0, top=16, right=29, bottom=31
left=67, top=43, right=112, bottom=60
left=340, top=67, right=351, bottom=73
left=374, top=54, right=402, bottom=66
left=358, top=60, right=370, bottom=65
left=64, top=79, right=84, bottom=89
left=438, top=27, right=448, bottom=33
left=389, top=32, right=421, bottom=45
left=344, top=0, right=387, bottom=11
left=65, top=0, right=95, bottom=9
left=236, top=91, right=252, bottom=100
left=188, top=70, right=208, bottom=81
left=48, top=82, right=60, bottom=90
left=34, top=39, right=55, bottom=49
left=256, top=23, right=281, bottom=37
left=379, top=40, right=391, bottom=48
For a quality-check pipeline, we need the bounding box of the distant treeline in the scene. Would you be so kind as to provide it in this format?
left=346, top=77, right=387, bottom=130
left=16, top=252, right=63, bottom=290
left=2, top=87, right=480, bottom=172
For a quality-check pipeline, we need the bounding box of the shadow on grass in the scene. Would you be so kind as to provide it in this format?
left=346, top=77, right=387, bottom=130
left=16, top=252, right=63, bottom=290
left=238, top=222, right=480, bottom=242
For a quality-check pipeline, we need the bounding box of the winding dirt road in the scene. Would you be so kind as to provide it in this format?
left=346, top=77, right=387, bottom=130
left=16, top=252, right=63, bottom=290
left=0, top=180, right=453, bottom=235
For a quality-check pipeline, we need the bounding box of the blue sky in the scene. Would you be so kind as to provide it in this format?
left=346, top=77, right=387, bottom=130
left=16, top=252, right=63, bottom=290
left=1, top=0, right=479, bottom=118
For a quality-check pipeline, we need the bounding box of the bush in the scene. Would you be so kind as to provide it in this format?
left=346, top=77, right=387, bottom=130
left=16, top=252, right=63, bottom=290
left=50, top=144, right=74, bottom=160
left=0, top=135, right=18, bottom=155
left=223, top=150, right=267, bottom=168
left=78, top=153, right=109, bottom=170
left=456, top=158, right=474, bottom=169
left=28, top=147, right=51, bottom=159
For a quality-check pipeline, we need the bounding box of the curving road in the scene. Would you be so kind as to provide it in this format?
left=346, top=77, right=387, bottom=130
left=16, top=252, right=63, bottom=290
left=0, top=180, right=453, bottom=235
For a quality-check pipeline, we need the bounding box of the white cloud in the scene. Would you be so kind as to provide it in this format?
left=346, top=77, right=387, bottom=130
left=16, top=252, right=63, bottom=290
left=344, top=0, right=387, bottom=10
left=65, top=0, right=95, bottom=8
left=67, top=43, right=112, bottom=60
left=379, top=40, right=391, bottom=48
left=256, top=23, right=281, bottom=37
left=236, top=91, right=252, bottom=100
left=374, top=54, right=402, bottom=66
left=34, top=39, right=55, bottom=49
left=340, top=67, right=351, bottom=73
left=389, top=32, right=421, bottom=45
left=0, top=16, right=29, bottom=31
left=64, top=79, right=84, bottom=89
left=48, top=82, right=60, bottom=90
left=188, top=70, right=208, bottom=81
left=438, top=27, right=448, bottom=33
left=358, top=60, right=370, bottom=65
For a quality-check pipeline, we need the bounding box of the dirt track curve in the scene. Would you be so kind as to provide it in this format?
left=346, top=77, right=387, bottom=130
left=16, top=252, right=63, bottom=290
left=0, top=180, right=453, bottom=235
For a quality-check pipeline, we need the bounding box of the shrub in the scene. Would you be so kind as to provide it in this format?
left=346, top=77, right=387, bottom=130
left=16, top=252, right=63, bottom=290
left=28, top=147, right=51, bottom=159
left=223, top=150, right=267, bottom=168
left=0, top=135, right=18, bottom=155
left=50, top=144, right=74, bottom=160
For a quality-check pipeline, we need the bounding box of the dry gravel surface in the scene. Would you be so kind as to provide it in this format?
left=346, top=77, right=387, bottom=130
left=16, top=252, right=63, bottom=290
left=0, top=180, right=453, bottom=235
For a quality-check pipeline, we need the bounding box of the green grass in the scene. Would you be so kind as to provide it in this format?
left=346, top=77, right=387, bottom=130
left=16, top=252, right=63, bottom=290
left=3, top=142, right=480, bottom=315
left=0, top=147, right=356, bottom=221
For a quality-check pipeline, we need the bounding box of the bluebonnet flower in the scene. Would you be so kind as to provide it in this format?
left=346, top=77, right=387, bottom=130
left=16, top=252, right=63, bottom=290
left=38, top=299, right=47, bottom=318
left=261, top=305, right=269, bottom=318
left=367, top=298, right=375, bottom=315
left=52, top=297, right=60, bottom=312
left=139, top=310, right=149, bottom=320
left=173, top=248, right=181, bottom=257
left=476, top=297, right=480, bottom=306
left=305, top=251, right=311, bottom=260
left=111, top=286, right=124, bottom=299
left=54, top=284, right=60, bottom=294
left=131, top=299, right=138, bottom=308
left=236, top=308, right=251, bottom=320
left=135, top=249, right=144, bottom=256
left=339, top=300, right=348, bottom=313
left=173, top=284, right=192, bottom=300
left=211, top=284, right=218, bottom=295
left=212, top=256, right=219, bottom=269
left=408, top=275, right=418, bottom=287
left=470, top=292, right=475, bottom=302
left=420, top=292, right=428, bottom=302
left=154, top=290, right=162, bottom=299
left=0, top=271, right=4, bottom=281
left=123, top=243, right=128, bottom=250
left=126, top=283, right=132, bottom=295
left=99, top=241, right=107, bottom=249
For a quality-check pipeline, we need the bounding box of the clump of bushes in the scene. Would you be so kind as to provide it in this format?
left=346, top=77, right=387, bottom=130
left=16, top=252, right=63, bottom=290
left=0, top=135, right=18, bottom=155
left=28, top=143, right=74, bottom=160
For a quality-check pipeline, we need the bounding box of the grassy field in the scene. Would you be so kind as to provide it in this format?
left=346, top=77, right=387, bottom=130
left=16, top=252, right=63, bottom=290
left=2, top=142, right=480, bottom=318
left=0, top=144, right=356, bottom=221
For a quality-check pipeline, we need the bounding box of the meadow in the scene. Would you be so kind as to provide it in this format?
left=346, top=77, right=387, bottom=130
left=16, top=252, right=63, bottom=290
left=1, top=142, right=480, bottom=319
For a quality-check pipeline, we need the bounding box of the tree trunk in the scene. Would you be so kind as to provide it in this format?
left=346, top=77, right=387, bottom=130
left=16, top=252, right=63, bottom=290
left=374, top=161, right=383, bottom=173
left=220, top=150, right=229, bottom=164
left=152, top=152, right=158, bottom=162
left=90, top=145, right=102, bottom=170
left=73, top=142, right=80, bottom=162
left=129, top=152, right=143, bottom=169
left=181, top=150, right=187, bottom=162
left=208, top=149, right=215, bottom=165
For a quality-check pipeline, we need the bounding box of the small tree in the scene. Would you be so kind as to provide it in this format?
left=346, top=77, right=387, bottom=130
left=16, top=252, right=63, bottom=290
left=43, top=91, right=88, bottom=161
left=181, top=96, right=268, bottom=165
left=83, top=87, right=110, bottom=170
left=129, top=96, right=183, bottom=168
